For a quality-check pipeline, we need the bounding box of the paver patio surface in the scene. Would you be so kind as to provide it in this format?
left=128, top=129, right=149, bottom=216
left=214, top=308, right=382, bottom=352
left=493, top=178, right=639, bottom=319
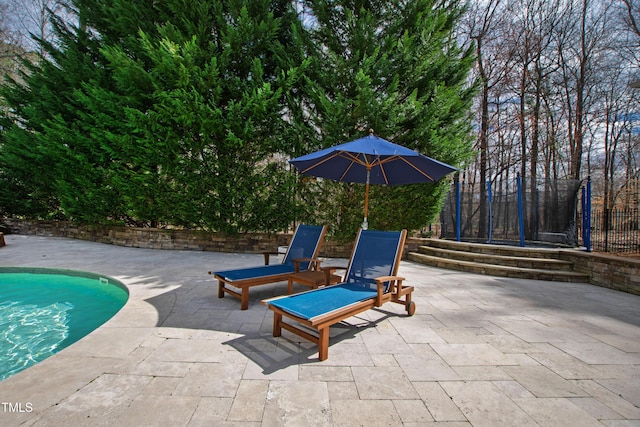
left=0, top=234, right=639, bottom=426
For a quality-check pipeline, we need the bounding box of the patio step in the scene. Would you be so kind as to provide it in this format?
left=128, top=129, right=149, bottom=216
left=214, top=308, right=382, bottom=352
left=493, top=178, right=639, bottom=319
left=421, top=238, right=564, bottom=258
left=407, top=239, right=590, bottom=283
left=415, top=245, right=575, bottom=271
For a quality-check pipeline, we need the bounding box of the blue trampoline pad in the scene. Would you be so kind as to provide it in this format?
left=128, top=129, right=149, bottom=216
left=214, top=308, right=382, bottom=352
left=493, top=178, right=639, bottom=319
left=268, top=283, right=378, bottom=320
left=215, top=264, right=295, bottom=282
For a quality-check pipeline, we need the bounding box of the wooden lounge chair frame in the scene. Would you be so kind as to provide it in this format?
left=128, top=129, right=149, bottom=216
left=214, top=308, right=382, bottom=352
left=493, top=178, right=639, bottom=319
left=210, top=224, right=327, bottom=310
left=263, top=229, right=415, bottom=361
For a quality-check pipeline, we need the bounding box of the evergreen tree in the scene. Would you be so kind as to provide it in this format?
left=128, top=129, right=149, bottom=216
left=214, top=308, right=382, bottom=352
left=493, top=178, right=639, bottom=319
left=0, top=0, right=167, bottom=222
left=297, top=0, right=476, bottom=239
left=0, top=0, right=307, bottom=230
left=0, top=0, right=474, bottom=237
left=93, top=0, right=307, bottom=231
left=0, top=8, right=109, bottom=220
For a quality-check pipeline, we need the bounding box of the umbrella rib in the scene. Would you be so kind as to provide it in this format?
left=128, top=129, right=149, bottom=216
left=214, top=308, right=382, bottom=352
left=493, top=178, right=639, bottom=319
left=396, top=156, right=436, bottom=181
left=300, top=152, right=343, bottom=174
left=339, top=161, right=357, bottom=181
left=300, top=151, right=369, bottom=181
left=378, top=160, right=390, bottom=185
left=338, top=152, right=369, bottom=181
left=340, top=151, right=369, bottom=166
left=374, top=155, right=436, bottom=183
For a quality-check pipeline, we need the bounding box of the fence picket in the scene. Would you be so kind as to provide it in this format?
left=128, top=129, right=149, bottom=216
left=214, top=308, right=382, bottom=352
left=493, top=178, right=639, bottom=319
left=589, top=208, right=640, bottom=254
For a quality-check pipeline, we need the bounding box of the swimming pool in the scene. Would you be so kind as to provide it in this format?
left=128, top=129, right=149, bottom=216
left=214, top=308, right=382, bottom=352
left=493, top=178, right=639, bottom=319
left=0, top=268, right=129, bottom=381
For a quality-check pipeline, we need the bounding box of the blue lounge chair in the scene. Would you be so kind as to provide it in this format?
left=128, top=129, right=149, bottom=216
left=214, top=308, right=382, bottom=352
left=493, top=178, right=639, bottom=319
left=263, top=229, right=414, bottom=360
left=211, top=224, right=327, bottom=310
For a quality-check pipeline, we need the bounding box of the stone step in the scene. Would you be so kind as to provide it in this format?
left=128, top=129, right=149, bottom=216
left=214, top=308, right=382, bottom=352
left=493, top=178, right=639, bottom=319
left=407, top=252, right=590, bottom=283
left=416, top=245, right=575, bottom=271
left=423, top=238, right=563, bottom=259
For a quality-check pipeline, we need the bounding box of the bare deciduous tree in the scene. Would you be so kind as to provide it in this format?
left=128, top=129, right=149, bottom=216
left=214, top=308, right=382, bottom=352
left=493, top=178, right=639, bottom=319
left=1, top=0, right=67, bottom=56
left=457, top=0, right=639, bottom=243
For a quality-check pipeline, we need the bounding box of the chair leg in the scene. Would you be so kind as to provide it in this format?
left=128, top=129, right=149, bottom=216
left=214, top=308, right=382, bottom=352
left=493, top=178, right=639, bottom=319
left=241, top=288, right=249, bottom=310
left=318, top=327, right=329, bottom=361
left=218, top=280, right=225, bottom=298
left=273, top=313, right=282, bottom=337
left=287, top=278, right=294, bottom=294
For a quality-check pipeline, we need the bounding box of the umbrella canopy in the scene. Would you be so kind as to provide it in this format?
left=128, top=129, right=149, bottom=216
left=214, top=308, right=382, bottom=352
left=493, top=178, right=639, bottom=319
left=289, top=132, right=457, bottom=229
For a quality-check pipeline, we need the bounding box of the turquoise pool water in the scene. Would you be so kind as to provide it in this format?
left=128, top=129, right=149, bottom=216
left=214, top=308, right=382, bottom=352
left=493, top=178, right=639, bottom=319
left=0, top=268, right=128, bottom=381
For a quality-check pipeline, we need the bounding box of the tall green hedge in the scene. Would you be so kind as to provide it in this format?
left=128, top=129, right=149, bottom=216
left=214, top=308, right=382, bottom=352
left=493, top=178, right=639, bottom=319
left=297, top=0, right=476, bottom=239
left=0, top=0, right=476, bottom=237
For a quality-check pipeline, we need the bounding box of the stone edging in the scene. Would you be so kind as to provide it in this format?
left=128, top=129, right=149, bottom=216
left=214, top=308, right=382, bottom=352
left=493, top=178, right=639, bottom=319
left=557, top=250, right=640, bottom=296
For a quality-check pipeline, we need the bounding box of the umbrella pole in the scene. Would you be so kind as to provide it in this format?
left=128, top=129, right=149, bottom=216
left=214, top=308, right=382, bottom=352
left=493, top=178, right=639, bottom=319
left=362, top=168, right=370, bottom=230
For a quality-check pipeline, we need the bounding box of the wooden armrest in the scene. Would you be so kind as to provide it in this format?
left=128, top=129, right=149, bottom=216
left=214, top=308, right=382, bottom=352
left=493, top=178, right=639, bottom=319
left=262, top=251, right=279, bottom=265
left=374, top=275, right=405, bottom=284
left=374, top=275, right=405, bottom=298
left=293, top=257, right=322, bottom=272
left=321, top=265, right=346, bottom=274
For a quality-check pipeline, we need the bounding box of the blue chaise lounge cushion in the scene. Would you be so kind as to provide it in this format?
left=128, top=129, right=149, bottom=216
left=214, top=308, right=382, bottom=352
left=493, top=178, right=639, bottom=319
left=215, top=264, right=296, bottom=283
left=268, top=283, right=379, bottom=320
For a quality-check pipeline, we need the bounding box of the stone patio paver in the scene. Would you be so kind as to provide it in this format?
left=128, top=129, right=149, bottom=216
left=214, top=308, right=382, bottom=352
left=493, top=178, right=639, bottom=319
left=0, top=234, right=639, bottom=426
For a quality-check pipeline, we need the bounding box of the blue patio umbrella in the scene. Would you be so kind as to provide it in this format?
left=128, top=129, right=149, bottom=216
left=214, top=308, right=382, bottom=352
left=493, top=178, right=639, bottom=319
left=289, top=131, right=457, bottom=229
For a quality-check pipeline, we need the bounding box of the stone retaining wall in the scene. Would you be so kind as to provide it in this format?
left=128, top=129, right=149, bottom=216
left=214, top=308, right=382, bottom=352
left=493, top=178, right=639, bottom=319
left=558, top=250, right=640, bottom=296
left=1, top=219, right=424, bottom=259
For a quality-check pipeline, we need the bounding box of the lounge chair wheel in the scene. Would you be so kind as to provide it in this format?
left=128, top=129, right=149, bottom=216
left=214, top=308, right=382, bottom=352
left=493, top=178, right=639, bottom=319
left=407, top=301, right=416, bottom=316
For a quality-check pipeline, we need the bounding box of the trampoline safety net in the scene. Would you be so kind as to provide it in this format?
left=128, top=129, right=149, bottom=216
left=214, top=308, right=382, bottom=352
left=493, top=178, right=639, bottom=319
left=440, top=178, right=582, bottom=246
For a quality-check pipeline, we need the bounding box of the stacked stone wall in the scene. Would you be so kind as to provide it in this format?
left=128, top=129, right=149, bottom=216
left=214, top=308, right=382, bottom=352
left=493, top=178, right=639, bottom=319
left=558, top=250, right=640, bottom=296
left=2, top=219, right=424, bottom=259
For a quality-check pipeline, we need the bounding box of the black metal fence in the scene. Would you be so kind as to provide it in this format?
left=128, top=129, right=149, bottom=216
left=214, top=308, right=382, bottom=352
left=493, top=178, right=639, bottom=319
left=588, top=208, right=640, bottom=254
left=438, top=175, right=640, bottom=254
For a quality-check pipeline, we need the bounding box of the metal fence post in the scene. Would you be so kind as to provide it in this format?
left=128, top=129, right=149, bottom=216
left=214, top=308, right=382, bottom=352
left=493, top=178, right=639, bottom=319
left=517, top=174, right=525, bottom=247
left=585, top=176, right=592, bottom=252
left=487, top=178, right=493, bottom=243
left=456, top=174, right=461, bottom=242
